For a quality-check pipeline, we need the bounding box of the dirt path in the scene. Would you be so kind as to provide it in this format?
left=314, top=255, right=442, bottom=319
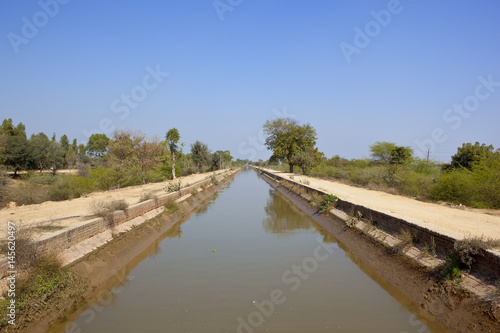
left=262, top=168, right=500, bottom=240
left=0, top=170, right=228, bottom=238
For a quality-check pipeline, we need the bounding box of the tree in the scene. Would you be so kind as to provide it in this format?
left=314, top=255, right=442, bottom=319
left=29, top=133, right=51, bottom=171
left=86, top=134, right=110, bottom=159
left=212, top=150, right=232, bottom=170
left=290, top=147, right=324, bottom=174
left=59, top=134, right=70, bottom=168
left=263, top=118, right=317, bottom=173
left=0, top=133, right=6, bottom=164
left=450, top=142, right=495, bottom=170
left=166, top=128, right=181, bottom=179
left=369, top=142, right=396, bottom=163
left=370, top=141, right=413, bottom=165
left=4, top=135, right=30, bottom=175
left=108, top=130, right=164, bottom=185
left=1, top=119, right=26, bottom=138
left=191, top=141, right=210, bottom=173
left=390, top=146, right=413, bottom=165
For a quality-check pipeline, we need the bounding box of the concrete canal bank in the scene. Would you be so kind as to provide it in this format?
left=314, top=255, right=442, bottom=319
left=255, top=166, right=500, bottom=332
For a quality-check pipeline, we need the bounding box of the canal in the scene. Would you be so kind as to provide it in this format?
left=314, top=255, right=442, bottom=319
left=48, top=167, right=447, bottom=332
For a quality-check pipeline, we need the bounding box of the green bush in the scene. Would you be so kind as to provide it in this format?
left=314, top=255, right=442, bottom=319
left=89, top=167, right=121, bottom=191
left=319, top=194, right=338, bottom=214
left=48, top=175, right=93, bottom=201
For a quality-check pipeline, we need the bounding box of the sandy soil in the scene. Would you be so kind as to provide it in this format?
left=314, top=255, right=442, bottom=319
left=0, top=170, right=227, bottom=238
left=263, top=168, right=500, bottom=240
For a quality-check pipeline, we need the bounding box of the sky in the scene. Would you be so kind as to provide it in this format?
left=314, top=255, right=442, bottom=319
left=1, top=0, right=499, bottom=162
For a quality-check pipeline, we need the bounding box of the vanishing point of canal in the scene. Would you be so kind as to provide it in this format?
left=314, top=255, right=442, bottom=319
left=48, top=167, right=448, bottom=333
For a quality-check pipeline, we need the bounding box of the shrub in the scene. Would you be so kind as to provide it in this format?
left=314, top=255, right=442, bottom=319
left=0, top=223, right=37, bottom=270
left=139, top=191, right=158, bottom=203
left=89, top=167, right=121, bottom=191
left=210, top=173, right=219, bottom=186
left=165, top=180, right=182, bottom=193
left=453, top=236, right=500, bottom=271
left=439, top=255, right=463, bottom=282
left=48, top=175, right=93, bottom=201
left=90, top=199, right=128, bottom=223
left=190, top=188, right=199, bottom=196
left=319, top=194, right=338, bottom=214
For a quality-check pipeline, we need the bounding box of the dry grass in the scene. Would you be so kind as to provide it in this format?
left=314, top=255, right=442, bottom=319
left=90, top=199, right=129, bottom=224
left=454, top=236, right=500, bottom=271
left=139, top=191, right=159, bottom=203
left=392, top=229, right=417, bottom=253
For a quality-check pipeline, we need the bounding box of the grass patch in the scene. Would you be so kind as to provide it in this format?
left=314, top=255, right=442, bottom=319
left=0, top=254, right=83, bottom=330
left=190, top=188, right=199, bottom=197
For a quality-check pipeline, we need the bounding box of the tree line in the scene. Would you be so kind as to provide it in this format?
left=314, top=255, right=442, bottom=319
left=0, top=118, right=249, bottom=206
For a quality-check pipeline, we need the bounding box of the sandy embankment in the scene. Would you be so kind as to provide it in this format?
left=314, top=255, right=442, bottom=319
left=261, top=168, right=500, bottom=239
left=0, top=170, right=228, bottom=238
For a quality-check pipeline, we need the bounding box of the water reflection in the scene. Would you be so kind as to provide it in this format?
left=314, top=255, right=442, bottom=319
left=262, top=189, right=312, bottom=235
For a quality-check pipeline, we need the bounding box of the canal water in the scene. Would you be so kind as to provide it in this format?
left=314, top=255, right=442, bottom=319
left=49, top=167, right=447, bottom=333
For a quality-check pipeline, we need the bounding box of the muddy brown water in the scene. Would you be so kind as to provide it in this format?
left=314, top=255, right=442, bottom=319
left=47, top=168, right=448, bottom=333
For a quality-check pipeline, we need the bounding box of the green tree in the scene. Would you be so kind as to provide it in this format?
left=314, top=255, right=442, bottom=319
left=0, top=133, right=6, bottom=164
left=191, top=141, right=210, bottom=173
left=450, top=142, right=495, bottom=170
left=263, top=118, right=317, bottom=173
left=390, top=146, right=414, bottom=165
left=4, top=135, right=30, bottom=175
left=369, top=141, right=396, bottom=163
left=86, top=134, right=110, bottom=159
left=166, top=128, right=181, bottom=179
left=29, top=132, right=51, bottom=171
left=370, top=141, right=413, bottom=165
left=212, top=150, right=232, bottom=170
left=1, top=119, right=26, bottom=138
left=290, top=147, right=324, bottom=174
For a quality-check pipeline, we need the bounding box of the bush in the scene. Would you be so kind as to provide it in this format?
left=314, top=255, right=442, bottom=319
left=90, top=199, right=129, bottom=223
left=89, top=167, right=121, bottom=191
left=139, top=191, right=158, bottom=203
left=210, top=173, right=219, bottom=186
left=439, top=255, right=463, bottom=281
left=48, top=175, right=93, bottom=201
left=454, top=236, right=500, bottom=271
left=165, top=180, right=182, bottom=193
left=0, top=223, right=37, bottom=270
left=319, top=194, right=338, bottom=214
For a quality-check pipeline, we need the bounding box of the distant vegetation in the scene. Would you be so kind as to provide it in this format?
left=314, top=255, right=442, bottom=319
left=0, top=118, right=249, bottom=207
left=261, top=118, right=500, bottom=209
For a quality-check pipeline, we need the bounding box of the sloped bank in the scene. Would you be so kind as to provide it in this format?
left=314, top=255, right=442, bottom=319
left=1, top=168, right=241, bottom=333
left=255, top=167, right=499, bottom=332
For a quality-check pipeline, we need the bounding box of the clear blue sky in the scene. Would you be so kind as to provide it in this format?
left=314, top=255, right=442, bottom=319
left=1, top=0, right=499, bottom=162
